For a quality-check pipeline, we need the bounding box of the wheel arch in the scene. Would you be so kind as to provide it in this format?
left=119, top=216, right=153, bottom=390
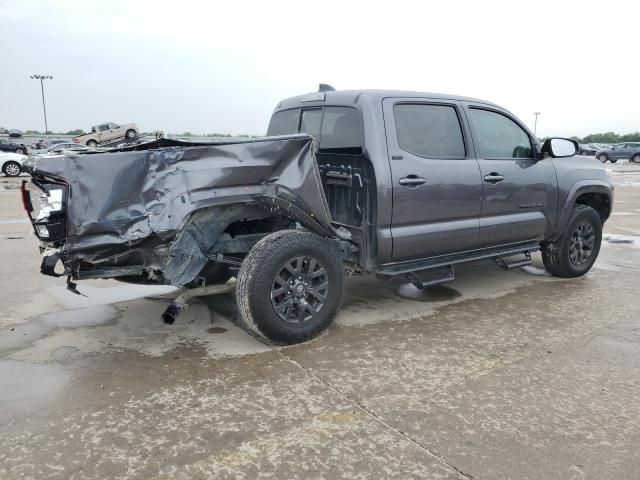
left=162, top=204, right=282, bottom=286
left=575, top=192, right=611, bottom=224
left=551, top=181, right=612, bottom=240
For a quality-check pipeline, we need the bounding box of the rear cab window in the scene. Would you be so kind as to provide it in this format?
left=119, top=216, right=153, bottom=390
left=267, top=109, right=301, bottom=136
left=267, top=106, right=364, bottom=151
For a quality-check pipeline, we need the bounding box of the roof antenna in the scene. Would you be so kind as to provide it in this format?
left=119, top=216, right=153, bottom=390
left=318, top=83, right=336, bottom=92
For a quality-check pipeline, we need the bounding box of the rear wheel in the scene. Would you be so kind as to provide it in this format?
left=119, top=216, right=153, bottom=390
left=542, top=205, right=602, bottom=278
left=632, top=154, right=640, bottom=163
left=87, top=140, right=98, bottom=148
left=597, top=153, right=608, bottom=163
left=125, top=129, right=136, bottom=139
left=236, top=230, right=344, bottom=344
left=3, top=161, right=21, bottom=177
left=15, top=148, right=25, bottom=155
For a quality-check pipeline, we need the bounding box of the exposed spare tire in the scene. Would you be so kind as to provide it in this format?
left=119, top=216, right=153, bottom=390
left=236, top=230, right=344, bottom=345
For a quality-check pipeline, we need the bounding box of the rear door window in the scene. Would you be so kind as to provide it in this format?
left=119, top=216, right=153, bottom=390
left=266, top=108, right=300, bottom=136
left=393, top=104, right=466, bottom=158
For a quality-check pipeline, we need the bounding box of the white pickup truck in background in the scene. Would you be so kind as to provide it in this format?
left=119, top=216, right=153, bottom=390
left=73, top=122, right=138, bottom=147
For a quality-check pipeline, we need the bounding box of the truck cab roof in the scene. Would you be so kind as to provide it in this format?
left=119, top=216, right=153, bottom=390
left=274, top=89, right=500, bottom=111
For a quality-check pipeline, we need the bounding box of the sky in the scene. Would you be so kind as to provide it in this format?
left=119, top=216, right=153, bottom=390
left=0, top=0, right=638, bottom=138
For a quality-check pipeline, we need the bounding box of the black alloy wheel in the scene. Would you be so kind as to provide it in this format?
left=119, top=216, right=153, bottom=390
left=271, top=256, right=329, bottom=324
left=568, top=221, right=596, bottom=267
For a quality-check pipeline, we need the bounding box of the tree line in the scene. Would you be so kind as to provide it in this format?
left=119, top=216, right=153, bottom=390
left=570, top=132, right=640, bottom=144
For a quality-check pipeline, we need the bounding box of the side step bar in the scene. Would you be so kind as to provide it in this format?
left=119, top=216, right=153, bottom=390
left=376, top=242, right=540, bottom=289
left=494, top=251, right=532, bottom=270
left=405, top=265, right=455, bottom=290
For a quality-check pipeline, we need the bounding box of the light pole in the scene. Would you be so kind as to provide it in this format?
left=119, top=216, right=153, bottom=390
left=30, top=75, right=53, bottom=134
left=533, top=112, right=541, bottom=137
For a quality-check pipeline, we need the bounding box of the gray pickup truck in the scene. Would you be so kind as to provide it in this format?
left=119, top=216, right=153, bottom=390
left=23, top=88, right=613, bottom=344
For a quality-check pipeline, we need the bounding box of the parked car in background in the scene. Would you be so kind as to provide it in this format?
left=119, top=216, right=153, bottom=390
left=1, top=152, right=25, bottom=176
left=578, top=144, right=599, bottom=156
left=73, top=122, right=138, bottom=147
left=8, top=129, right=23, bottom=138
left=37, top=139, right=67, bottom=150
left=0, top=139, right=27, bottom=155
left=596, top=142, right=640, bottom=163
left=43, top=143, right=92, bottom=153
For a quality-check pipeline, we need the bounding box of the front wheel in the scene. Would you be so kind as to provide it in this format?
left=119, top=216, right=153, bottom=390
left=15, top=148, right=25, bottom=155
left=236, top=230, right=344, bottom=345
left=125, top=129, right=136, bottom=139
left=542, top=205, right=602, bottom=278
left=3, top=161, right=21, bottom=177
left=632, top=154, right=640, bottom=163
left=597, top=153, right=608, bottom=163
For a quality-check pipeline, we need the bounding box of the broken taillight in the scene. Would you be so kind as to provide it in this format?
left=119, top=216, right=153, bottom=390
left=24, top=179, right=68, bottom=242
left=20, top=180, right=34, bottom=213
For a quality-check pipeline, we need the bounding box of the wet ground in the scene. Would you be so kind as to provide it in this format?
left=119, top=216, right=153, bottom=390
left=1, top=163, right=640, bottom=479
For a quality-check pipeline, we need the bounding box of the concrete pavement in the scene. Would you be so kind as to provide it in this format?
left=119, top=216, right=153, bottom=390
left=1, top=165, right=639, bottom=479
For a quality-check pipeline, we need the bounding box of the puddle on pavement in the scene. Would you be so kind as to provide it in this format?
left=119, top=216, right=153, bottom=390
left=207, top=326, right=228, bottom=334
left=48, top=284, right=178, bottom=309
left=603, top=234, right=640, bottom=247
left=0, top=305, right=118, bottom=354
left=0, top=360, right=68, bottom=413
left=520, top=265, right=552, bottom=277
left=395, top=283, right=462, bottom=302
left=4, top=297, right=270, bottom=363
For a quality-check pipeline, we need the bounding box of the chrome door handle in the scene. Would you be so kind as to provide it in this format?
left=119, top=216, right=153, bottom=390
left=483, top=173, right=505, bottom=183
left=399, top=176, right=426, bottom=187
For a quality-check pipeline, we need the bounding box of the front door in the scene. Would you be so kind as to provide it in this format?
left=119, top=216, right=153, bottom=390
left=464, top=104, right=557, bottom=247
left=383, top=98, right=483, bottom=261
left=97, top=124, right=109, bottom=142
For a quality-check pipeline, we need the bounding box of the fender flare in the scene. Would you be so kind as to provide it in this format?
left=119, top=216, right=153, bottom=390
left=550, top=180, right=612, bottom=240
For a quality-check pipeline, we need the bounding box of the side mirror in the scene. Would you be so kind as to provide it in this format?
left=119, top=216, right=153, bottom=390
left=541, top=138, right=578, bottom=158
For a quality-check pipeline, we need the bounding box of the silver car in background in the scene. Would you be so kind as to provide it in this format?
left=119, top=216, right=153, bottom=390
left=596, top=142, right=640, bottom=163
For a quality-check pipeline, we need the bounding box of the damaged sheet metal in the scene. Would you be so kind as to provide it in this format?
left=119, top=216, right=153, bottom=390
left=25, top=135, right=340, bottom=286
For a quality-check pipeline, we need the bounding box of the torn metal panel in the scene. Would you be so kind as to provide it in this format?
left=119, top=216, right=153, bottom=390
left=25, top=135, right=340, bottom=286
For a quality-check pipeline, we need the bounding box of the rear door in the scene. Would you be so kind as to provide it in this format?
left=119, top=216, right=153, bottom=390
left=383, top=98, right=483, bottom=261
left=464, top=104, right=557, bottom=247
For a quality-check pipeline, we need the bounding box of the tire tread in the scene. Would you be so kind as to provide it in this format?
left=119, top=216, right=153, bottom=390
left=236, top=230, right=343, bottom=344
